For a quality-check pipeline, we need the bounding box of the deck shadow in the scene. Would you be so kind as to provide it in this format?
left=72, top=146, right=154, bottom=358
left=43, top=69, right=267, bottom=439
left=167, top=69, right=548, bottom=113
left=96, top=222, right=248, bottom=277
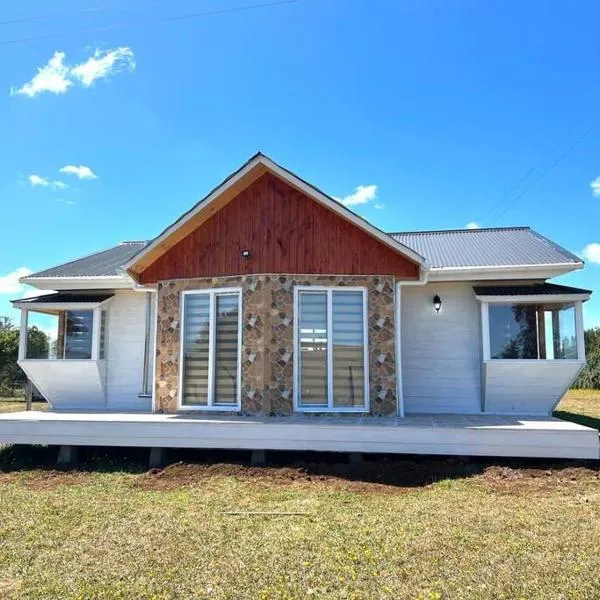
left=0, top=445, right=597, bottom=489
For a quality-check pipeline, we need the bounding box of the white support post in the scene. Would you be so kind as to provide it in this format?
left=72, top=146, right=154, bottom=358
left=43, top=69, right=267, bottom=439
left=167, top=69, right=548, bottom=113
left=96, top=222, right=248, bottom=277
left=575, top=301, right=586, bottom=361
left=480, top=301, right=490, bottom=361
left=18, top=309, right=28, bottom=361
left=91, top=307, right=101, bottom=360
left=395, top=283, right=404, bottom=418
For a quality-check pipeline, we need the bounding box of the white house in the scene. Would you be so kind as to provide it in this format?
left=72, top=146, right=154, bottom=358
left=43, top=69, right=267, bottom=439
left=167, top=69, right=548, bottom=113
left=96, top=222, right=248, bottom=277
left=2, top=154, right=598, bottom=461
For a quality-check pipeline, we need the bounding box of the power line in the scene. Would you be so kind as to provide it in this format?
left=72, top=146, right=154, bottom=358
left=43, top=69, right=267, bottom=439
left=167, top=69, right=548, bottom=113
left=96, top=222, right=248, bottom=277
left=489, top=119, right=599, bottom=224
left=0, top=0, right=301, bottom=47
left=481, top=116, right=587, bottom=225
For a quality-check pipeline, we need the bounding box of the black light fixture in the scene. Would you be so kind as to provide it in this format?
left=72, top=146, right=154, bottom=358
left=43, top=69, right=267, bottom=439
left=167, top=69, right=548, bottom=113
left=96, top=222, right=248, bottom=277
left=241, top=249, right=252, bottom=259
left=433, top=294, right=442, bottom=313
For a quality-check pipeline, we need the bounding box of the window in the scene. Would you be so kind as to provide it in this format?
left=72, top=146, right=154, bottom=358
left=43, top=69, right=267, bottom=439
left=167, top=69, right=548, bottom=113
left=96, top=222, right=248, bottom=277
left=488, top=303, right=578, bottom=360
left=180, top=289, right=241, bottom=409
left=64, top=310, right=94, bottom=359
left=295, top=288, right=368, bottom=411
left=99, top=310, right=108, bottom=359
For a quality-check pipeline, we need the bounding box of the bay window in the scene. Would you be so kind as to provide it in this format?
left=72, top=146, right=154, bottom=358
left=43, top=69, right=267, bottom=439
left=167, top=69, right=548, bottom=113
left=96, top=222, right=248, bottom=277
left=488, top=303, right=579, bottom=360
left=180, top=289, right=242, bottom=410
left=295, top=287, right=368, bottom=411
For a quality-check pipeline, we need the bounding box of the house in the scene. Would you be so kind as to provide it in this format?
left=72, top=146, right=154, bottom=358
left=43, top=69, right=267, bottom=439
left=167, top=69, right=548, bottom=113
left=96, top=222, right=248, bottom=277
left=2, top=153, right=598, bottom=461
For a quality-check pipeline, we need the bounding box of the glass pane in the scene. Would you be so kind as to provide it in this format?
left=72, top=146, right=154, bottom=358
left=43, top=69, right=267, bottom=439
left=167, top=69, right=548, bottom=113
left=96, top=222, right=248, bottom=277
left=332, top=291, right=365, bottom=408
left=555, top=305, right=578, bottom=359
left=489, top=305, right=538, bottom=359
left=26, top=312, right=58, bottom=359
left=64, top=310, right=93, bottom=359
left=299, top=292, right=328, bottom=406
left=99, top=310, right=108, bottom=360
left=182, top=294, right=210, bottom=406
left=213, top=294, right=240, bottom=405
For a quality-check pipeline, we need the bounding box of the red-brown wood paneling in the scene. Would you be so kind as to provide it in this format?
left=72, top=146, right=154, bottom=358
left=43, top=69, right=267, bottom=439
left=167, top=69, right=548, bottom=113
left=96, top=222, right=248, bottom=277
left=138, top=173, right=420, bottom=283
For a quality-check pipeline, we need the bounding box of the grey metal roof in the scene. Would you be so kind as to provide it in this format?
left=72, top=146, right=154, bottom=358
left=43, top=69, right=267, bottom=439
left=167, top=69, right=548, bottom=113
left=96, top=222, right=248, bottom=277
left=389, top=227, right=582, bottom=269
left=25, top=227, right=581, bottom=279
left=473, top=283, right=592, bottom=297
left=25, top=242, right=148, bottom=278
left=13, top=292, right=114, bottom=304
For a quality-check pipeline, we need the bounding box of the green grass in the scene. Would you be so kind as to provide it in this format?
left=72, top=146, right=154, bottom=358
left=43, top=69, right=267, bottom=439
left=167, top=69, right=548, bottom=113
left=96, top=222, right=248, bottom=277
left=554, top=389, right=600, bottom=430
left=0, top=397, right=48, bottom=414
left=0, top=391, right=596, bottom=598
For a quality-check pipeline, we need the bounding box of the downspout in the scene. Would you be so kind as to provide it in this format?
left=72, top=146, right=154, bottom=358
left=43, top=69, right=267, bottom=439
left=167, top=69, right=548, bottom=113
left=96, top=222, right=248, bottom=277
left=395, top=266, right=430, bottom=417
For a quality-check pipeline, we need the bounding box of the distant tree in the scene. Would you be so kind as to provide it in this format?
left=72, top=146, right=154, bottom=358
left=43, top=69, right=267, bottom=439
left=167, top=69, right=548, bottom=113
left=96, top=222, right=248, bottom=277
left=0, top=318, right=49, bottom=387
left=572, top=327, right=600, bottom=389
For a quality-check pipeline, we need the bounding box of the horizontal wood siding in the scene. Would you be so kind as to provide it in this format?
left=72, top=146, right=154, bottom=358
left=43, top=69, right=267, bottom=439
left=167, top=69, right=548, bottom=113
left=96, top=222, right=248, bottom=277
left=139, top=174, right=419, bottom=283
left=401, top=282, right=482, bottom=414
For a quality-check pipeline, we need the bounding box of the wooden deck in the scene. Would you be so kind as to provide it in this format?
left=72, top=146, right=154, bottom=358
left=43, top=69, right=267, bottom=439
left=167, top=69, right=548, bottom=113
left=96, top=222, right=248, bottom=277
left=0, top=411, right=597, bottom=459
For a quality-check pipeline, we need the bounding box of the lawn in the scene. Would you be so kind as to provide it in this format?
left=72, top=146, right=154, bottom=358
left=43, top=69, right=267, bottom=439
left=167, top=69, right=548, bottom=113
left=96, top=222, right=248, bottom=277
left=0, top=391, right=597, bottom=598
left=554, top=389, right=600, bottom=430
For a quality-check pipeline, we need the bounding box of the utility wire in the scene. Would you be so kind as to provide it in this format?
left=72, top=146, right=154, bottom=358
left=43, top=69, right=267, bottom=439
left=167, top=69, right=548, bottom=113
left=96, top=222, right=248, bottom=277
left=0, top=0, right=300, bottom=47
left=480, top=117, right=587, bottom=225
left=489, top=118, right=599, bottom=224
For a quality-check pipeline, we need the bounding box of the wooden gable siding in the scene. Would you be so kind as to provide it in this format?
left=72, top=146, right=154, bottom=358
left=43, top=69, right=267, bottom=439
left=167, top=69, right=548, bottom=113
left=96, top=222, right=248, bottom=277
left=138, top=173, right=419, bottom=283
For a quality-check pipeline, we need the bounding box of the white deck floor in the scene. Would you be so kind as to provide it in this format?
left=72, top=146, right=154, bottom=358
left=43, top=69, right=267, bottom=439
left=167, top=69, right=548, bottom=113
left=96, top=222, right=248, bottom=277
left=0, top=411, right=597, bottom=459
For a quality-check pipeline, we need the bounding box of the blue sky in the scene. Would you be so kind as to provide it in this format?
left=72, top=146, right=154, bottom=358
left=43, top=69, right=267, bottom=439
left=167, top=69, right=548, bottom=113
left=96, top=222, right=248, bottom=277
left=0, top=0, right=598, bottom=327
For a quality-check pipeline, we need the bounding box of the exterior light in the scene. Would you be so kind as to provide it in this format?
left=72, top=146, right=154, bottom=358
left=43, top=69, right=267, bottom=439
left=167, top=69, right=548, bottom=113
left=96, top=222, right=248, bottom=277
left=433, top=294, right=442, bottom=313
left=241, top=249, right=251, bottom=259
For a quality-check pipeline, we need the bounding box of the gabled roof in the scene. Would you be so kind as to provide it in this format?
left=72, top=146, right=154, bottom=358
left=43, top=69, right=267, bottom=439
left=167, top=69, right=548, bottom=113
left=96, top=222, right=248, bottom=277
left=390, top=227, right=582, bottom=270
left=23, top=242, right=147, bottom=279
left=124, top=152, right=427, bottom=278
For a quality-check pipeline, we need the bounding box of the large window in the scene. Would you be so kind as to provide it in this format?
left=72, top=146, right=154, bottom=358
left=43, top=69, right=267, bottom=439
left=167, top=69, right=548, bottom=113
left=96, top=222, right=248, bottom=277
left=180, top=289, right=241, bottom=409
left=296, top=288, right=368, bottom=411
left=488, top=303, right=578, bottom=360
left=64, top=310, right=94, bottom=359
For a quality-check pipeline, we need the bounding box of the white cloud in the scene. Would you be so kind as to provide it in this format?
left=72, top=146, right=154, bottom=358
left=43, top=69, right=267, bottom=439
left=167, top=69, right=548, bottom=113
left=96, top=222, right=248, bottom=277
left=0, top=267, right=33, bottom=295
left=59, top=164, right=97, bottom=180
left=70, top=47, right=135, bottom=87
left=335, top=184, right=378, bottom=207
left=56, top=198, right=75, bottom=205
left=28, top=174, right=69, bottom=189
left=591, top=177, right=600, bottom=197
left=10, top=47, right=135, bottom=97
left=465, top=222, right=481, bottom=229
left=582, top=243, right=600, bottom=264
left=28, top=174, right=49, bottom=187
left=11, top=51, right=72, bottom=97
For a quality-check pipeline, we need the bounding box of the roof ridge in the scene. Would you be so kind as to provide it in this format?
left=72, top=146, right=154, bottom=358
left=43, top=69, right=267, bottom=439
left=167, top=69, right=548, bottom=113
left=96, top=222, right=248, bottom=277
left=388, top=226, right=530, bottom=235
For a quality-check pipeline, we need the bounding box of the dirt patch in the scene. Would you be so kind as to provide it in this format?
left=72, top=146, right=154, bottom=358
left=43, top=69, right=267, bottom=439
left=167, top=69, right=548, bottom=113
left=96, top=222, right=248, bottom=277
left=136, top=459, right=600, bottom=495
left=477, top=465, right=600, bottom=496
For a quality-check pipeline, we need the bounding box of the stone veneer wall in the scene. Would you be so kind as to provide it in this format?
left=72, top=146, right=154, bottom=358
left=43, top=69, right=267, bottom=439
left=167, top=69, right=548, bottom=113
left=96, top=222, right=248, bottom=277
left=155, top=275, right=397, bottom=416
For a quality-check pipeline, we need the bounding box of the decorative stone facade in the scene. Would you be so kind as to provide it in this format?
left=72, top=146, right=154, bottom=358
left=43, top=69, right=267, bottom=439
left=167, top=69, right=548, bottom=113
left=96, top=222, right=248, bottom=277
left=155, top=275, right=398, bottom=416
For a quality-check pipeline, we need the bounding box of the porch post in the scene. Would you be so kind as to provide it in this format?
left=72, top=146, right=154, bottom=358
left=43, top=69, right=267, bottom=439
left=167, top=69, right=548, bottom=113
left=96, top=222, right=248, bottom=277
left=575, top=301, right=586, bottom=361
left=395, top=282, right=404, bottom=417
left=91, top=307, right=101, bottom=360
left=18, top=309, right=28, bottom=361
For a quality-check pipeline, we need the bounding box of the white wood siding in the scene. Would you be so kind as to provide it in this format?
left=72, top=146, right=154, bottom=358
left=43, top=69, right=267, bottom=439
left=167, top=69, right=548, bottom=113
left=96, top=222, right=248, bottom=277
left=401, top=282, right=482, bottom=413
left=105, top=290, right=152, bottom=411
left=484, top=361, right=584, bottom=415
left=18, top=360, right=106, bottom=410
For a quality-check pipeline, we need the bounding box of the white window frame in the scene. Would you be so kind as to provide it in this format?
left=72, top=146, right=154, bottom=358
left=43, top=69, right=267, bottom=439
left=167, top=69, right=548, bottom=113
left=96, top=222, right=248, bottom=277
left=178, top=287, right=243, bottom=411
left=480, top=299, right=585, bottom=364
left=293, top=286, right=369, bottom=413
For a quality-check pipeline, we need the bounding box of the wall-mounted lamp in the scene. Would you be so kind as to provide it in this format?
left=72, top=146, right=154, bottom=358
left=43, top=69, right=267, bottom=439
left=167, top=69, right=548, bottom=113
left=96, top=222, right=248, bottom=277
left=433, top=294, right=442, bottom=313
left=241, top=249, right=252, bottom=259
